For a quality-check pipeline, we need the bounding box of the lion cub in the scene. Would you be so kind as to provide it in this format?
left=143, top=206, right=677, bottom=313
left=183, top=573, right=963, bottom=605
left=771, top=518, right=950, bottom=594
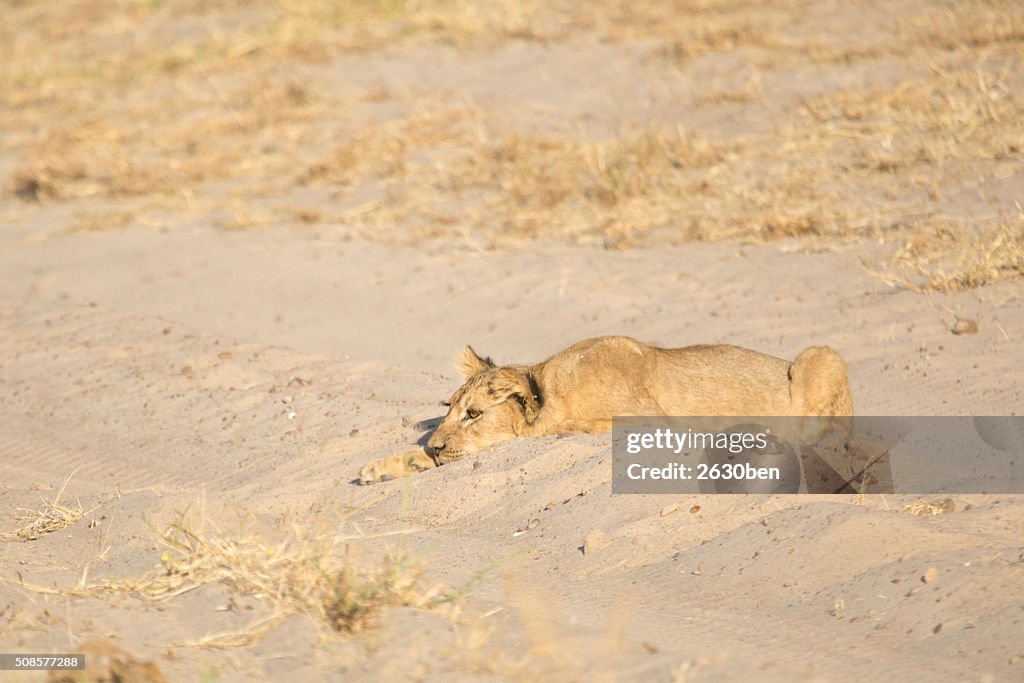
left=358, top=336, right=852, bottom=484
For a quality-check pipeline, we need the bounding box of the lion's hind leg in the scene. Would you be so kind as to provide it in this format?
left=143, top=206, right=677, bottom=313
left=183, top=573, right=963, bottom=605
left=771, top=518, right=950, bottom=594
left=788, top=346, right=854, bottom=449
left=789, top=346, right=853, bottom=417
left=359, top=449, right=438, bottom=485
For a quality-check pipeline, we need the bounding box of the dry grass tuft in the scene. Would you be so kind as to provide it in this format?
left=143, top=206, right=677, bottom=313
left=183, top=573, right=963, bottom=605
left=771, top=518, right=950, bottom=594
left=454, top=125, right=726, bottom=204
left=602, top=0, right=780, bottom=44
left=917, top=4, right=1024, bottom=51
left=6, top=506, right=443, bottom=645
left=70, top=211, right=138, bottom=234
left=323, top=554, right=427, bottom=633
left=304, top=104, right=474, bottom=186
left=901, top=498, right=957, bottom=516
left=2, top=472, right=86, bottom=542
left=317, top=121, right=740, bottom=245
left=876, top=212, right=1024, bottom=292
left=806, top=67, right=1024, bottom=170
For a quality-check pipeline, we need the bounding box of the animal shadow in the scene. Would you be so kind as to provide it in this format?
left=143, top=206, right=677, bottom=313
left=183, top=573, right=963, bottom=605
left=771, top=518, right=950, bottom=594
left=413, top=416, right=443, bottom=447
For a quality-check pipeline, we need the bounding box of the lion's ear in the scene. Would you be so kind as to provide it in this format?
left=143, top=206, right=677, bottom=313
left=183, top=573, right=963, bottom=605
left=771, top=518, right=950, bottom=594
left=455, top=346, right=494, bottom=379
left=488, top=369, right=542, bottom=424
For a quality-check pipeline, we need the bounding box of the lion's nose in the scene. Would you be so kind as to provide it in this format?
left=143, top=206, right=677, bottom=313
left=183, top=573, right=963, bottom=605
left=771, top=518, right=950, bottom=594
left=427, top=436, right=445, bottom=455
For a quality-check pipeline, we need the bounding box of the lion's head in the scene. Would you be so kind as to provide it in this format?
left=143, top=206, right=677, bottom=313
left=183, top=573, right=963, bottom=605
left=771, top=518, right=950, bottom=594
left=426, top=347, right=542, bottom=463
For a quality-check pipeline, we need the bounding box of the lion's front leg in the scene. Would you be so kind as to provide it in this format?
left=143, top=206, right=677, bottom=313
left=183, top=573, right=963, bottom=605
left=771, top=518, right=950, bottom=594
left=359, top=449, right=438, bottom=485
left=558, top=418, right=613, bottom=434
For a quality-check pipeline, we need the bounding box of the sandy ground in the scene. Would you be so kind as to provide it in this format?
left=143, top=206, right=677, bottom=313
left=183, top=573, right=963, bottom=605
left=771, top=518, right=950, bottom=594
left=2, top=1, right=1024, bottom=681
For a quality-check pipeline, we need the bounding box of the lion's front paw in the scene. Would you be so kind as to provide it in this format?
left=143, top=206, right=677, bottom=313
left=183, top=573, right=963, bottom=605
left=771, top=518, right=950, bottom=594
left=358, top=449, right=438, bottom=485
left=358, top=460, right=396, bottom=485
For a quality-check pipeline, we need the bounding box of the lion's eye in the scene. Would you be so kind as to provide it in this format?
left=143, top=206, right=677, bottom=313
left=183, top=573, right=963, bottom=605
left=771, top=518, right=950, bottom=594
left=465, top=408, right=481, bottom=420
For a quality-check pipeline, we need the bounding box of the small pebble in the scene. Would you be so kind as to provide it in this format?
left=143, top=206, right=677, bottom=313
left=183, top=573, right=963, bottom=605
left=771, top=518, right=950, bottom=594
left=951, top=318, right=978, bottom=335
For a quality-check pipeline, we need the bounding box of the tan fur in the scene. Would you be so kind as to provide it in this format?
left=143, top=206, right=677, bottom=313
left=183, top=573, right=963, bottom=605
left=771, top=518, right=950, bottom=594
left=358, top=336, right=853, bottom=484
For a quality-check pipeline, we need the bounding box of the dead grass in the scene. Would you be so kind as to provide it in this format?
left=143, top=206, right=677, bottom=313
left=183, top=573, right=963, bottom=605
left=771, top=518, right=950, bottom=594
left=301, top=114, right=761, bottom=246
left=1, top=472, right=87, bottom=542
left=434, top=125, right=734, bottom=243
left=600, top=0, right=785, bottom=44
left=11, top=69, right=325, bottom=198
left=805, top=65, right=1024, bottom=171
left=872, top=211, right=1024, bottom=292
left=5, top=505, right=444, bottom=646
left=305, top=103, right=474, bottom=187
left=0, top=0, right=564, bottom=95
left=301, top=109, right=735, bottom=242
left=2, top=0, right=1024, bottom=288
left=69, top=211, right=139, bottom=234
left=901, top=498, right=957, bottom=516
left=916, top=4, right=1024, bottom=51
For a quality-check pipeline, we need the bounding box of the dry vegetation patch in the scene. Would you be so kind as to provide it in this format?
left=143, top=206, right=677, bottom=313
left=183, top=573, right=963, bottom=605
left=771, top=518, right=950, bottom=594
left=6, top=506, right=445, bottom=647
left=901, top=498, right=958, bottom=516
left=2, top=0, right=1023, bottom=288
left=1, top=472, right=87, bottom=542
left=878, top=212, right=1024, bottom=292
left=805, top=66, right=1024, bottom=171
